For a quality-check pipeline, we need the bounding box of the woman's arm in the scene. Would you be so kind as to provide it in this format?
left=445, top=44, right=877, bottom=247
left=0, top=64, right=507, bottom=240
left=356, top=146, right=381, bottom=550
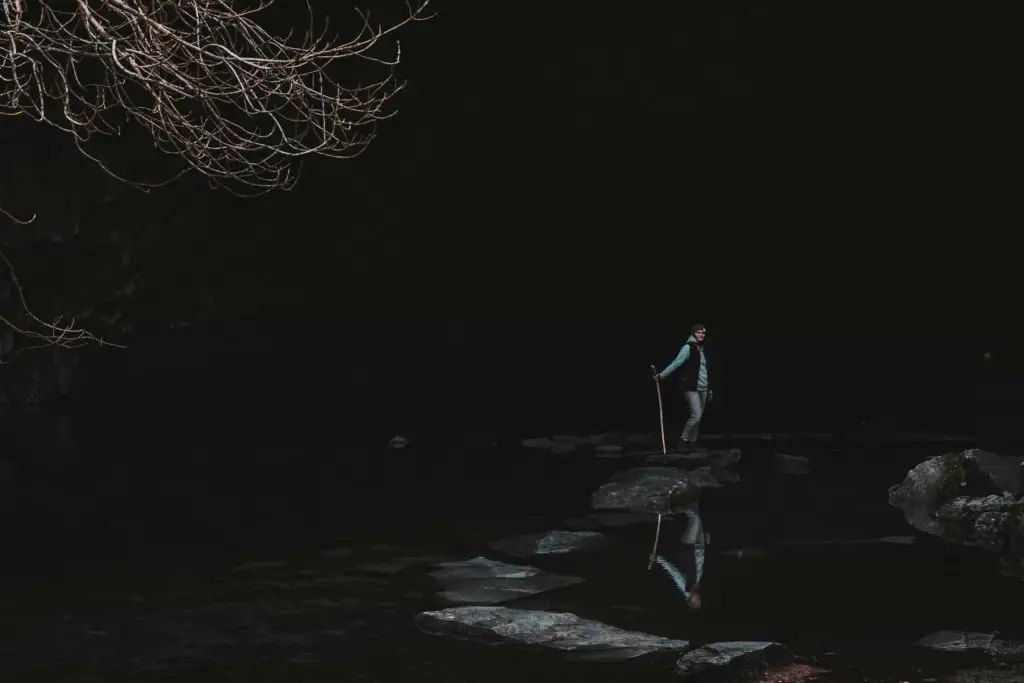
left=657, top=343, right=691, bottom=380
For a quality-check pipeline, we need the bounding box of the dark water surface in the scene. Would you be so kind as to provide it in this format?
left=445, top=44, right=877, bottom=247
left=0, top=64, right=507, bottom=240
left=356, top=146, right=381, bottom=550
left=2, top=434, right=1022, bottom=681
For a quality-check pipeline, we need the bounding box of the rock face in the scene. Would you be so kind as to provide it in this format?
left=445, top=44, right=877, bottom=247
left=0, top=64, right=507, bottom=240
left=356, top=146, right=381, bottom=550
left=415, top=606, right=689, bottom=661
left=888, top=449, right=1024, bottom=568
left=487, top=530, right=611, bottom=558
left=427, top=557, right=583, bottom=604
left=676, top=641, right=791, bottom=679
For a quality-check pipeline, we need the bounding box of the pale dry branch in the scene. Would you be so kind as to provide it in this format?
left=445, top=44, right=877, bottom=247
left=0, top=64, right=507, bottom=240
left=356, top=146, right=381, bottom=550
left=0, top=248, right=124, bottom=358
left=0, top=202, right=36, bottom=224
left=1, top=0, right=431, bottom=193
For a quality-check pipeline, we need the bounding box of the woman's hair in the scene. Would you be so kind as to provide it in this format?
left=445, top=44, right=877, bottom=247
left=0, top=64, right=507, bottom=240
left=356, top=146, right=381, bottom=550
left=691, top=324, right=706, bottom=334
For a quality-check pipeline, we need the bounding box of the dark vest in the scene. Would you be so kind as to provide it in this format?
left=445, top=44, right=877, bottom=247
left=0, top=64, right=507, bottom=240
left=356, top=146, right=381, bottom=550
left=676, top=341, right=709, bottom=392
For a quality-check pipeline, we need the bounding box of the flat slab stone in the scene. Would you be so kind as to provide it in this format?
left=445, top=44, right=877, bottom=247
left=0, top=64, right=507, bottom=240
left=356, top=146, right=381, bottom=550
left=428, top=556, right=583, bottom=605
left=676, top=641, right=791, bottom=679
left=488, top=530, right=611, bottom=558
left=416, top=606, right=689, bottom=661
left=592, top=467, right=691, bottom=513
left=591, top=466, right=722, bottom=513
left=915, top=630, right=1024, bottom=655
left=944, top=667, right=1024, bottom=683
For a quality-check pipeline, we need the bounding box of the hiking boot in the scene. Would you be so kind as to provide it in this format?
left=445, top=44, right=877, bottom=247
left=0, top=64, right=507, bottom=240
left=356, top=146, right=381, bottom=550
left=686, top=586, right=702, bottom=610
left=678, top=440, right=694, bottom=454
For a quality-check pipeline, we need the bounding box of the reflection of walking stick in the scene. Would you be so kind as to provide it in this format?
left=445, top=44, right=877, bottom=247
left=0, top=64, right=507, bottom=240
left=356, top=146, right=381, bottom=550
left=647, top=512, right=662, bottom=570
left=649, top=364, right=666, bottom=455
left=647, top=362, right=663, bottom=573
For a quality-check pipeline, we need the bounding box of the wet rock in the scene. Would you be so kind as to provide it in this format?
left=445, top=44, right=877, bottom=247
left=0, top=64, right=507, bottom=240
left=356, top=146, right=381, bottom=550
left=676, top=641, right=791, bottom=679
left=711, top=469, right=741, bottom=483
left=889, top=452, right=973, bottom=536
left=763, top=662, right=830, bottom=682
left=915, top=630, right=1024, bottom=656
left=646, top=451, right=711, bottom=466
left=889, top=450, right=1024, bottom=562
left=944, top=666, right=1024, bottom=682
left=415, top=606, right=689, bottom=661
left=774, top=453, right=810, bottom=474
left=690, top=466, right=726, bottom=488
left=596, top=444, right=624, bottom=456
left=591, top=466, right=702, bottom=514
left=708, top=448, right=743, bottom=469
left=427, top=556, right=583, bottom=604
left=878, top=535, right=915, bottom=544
left=389, top=435, right=411, bottom=449
left=642, top=448, right=741, bottom=467
left=488, top=530, right=611, bottom=558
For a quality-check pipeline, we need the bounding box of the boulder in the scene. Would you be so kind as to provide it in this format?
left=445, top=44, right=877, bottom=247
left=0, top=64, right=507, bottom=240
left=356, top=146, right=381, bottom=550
left=889, top=449, right=1024, bottom=573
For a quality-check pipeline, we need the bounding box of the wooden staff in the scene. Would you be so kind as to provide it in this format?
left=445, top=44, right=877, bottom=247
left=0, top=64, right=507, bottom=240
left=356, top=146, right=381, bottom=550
left=650, top=364, right=666, bottom=455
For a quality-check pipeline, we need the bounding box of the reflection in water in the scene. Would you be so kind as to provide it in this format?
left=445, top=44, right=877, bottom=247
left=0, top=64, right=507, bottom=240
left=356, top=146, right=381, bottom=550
left=591, top=461, right=733, bottom=613
left=652, top=507, right=706, bottom=610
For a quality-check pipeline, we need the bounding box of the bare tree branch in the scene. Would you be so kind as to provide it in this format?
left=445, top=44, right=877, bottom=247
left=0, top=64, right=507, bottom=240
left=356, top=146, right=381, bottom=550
left=0, top=249, right=125, bottom=358
left=1, top=0, right=429, bottom=352
left=1, top=0, right=430, bottom=192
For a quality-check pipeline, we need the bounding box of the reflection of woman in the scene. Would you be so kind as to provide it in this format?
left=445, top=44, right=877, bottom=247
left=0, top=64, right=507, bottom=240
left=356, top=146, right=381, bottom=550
left=652, top=490, right=707, bottom=610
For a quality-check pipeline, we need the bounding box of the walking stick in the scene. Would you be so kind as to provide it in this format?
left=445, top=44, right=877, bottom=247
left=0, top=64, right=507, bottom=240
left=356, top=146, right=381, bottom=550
left=647, top=364, right=667, bottom=570
left=649, top=364, right=666, bottom=456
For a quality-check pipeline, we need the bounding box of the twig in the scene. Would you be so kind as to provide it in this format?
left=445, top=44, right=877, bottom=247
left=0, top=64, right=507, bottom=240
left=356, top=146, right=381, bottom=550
left=0, top=249, right=125, bottom=355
